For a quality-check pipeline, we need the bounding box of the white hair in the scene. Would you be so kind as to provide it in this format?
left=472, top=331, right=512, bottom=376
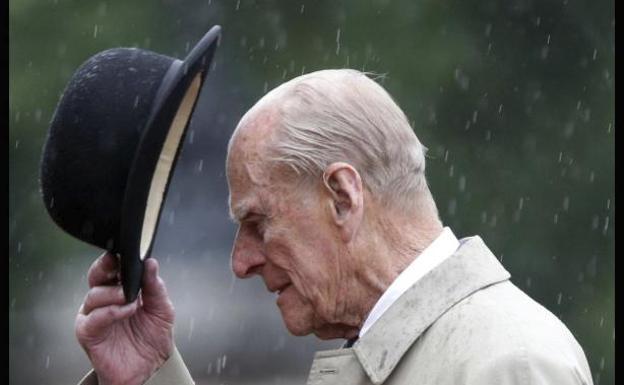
left=231, top=69, right=435, bottom=212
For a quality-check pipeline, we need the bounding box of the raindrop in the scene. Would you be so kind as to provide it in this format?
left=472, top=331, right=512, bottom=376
left=447, top=198, right=457, bottom=216
left=526, top=277, right=532, bottom=288
left=599, top=316, right=604, bottom=327
left=188, top=317, right=195, bottom=341
left=591, top=215, right=600, bottom=230
left=45, top=355, right=50, bottom=369
left=546, top=34, right=551, bottom=45
left=481, top=211, right=487, bottom=224
left=593, top=49, right=598, bottom=60
left=189, top=130, right=195, bottom=144
left=602, top=216, right=610, bottom=235
left=606, top=199, right=611, bottom=210
left=235, top=0, right=240, bottom=10
left=484, top=23, right=492, bottom=37
left=553, top=213, right=559, bottom=224
left=14, top=140, right=19, bottom=149
left=564, top=122, right=575, bottom=138
left=93, top=25, right=99, bottom=39
left=454, top=68, right=470, bottom=91
left=300, top=4, right=305, bottom=14
left=557, top=292, right=562, bottom=305
left=335, top=28, right=341, bottom=56
left=498, top=104, right=503, bottom=114
left=562, top=196, right=570, bottom=211
left=133, top=95, right=140, bottom=108
left=448, top=164, right=454, bottom=177
left=472, top=110, right=478, bottom=123
left=589, top=171, right=595, bottom=182
left=458, top=175, right=466, bottom=192
left=197, top=159, right=204, bottom=173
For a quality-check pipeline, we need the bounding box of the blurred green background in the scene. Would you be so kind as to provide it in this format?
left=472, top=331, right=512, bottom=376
left=9, top=0, right=614, bottom=384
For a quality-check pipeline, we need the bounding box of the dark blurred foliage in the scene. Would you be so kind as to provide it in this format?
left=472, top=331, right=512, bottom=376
left=9, top=1, right=614, bottom=384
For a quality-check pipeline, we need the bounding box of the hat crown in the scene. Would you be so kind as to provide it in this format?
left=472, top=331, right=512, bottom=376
left=41, top=47, right=177, bottom=250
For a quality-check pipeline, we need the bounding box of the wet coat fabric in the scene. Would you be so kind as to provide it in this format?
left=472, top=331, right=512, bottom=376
left=78, top=235, right=594, bottom=385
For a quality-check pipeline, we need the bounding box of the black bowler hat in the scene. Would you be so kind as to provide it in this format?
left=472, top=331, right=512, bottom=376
left=40, top=26, right=221, bottom=302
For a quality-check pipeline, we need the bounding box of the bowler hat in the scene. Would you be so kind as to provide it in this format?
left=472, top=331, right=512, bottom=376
left=40, top=26, right=221, bottom=302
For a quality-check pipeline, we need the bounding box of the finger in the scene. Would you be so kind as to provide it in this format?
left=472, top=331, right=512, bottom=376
left=87, top=252, right=119, bottom=288
left=141, top=258, right=173, bottom=311
left=81, top=285, right=126, bottom=315
left=78, top=301, right=139, bottom=336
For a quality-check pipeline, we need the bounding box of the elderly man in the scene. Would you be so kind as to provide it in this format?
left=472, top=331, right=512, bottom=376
left=76, top=69, right=594, bottom=385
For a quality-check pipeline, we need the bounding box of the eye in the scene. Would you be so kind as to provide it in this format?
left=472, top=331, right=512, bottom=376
left=256, top=219, right=267, bottom=238
left=242, top=215, right=267, bottom=240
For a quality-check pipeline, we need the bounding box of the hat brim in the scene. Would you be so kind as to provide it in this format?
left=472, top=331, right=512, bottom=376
left=119, top=26, right=221, bottom=302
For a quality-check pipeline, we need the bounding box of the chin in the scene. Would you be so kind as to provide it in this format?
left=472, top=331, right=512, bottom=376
left=280, top=310, right=313, bottom=336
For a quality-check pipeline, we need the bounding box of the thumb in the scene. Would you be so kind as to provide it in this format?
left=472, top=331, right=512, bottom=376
left=141, top=258, right=174, bottom=315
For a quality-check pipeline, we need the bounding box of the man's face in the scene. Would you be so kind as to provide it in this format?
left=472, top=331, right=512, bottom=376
left=226, top=119, right=354, bottom=339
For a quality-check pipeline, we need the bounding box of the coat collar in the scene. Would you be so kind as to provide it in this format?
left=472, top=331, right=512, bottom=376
left=351, top=235, right=511, bottom=384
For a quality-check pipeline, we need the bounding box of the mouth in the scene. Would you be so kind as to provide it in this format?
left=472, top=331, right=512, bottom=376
left=278, top=283, right=292, bottom=295
left=271, top=282, right=291, bottom=295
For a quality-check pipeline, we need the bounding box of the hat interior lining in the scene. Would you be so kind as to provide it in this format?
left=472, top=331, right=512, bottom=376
left=140, top=72, right=203, bottom=259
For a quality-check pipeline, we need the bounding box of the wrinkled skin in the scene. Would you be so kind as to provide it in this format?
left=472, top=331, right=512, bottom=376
left=226, top=111, right=392, bottom=340
left=74, top=102, right=441, bottom=384
left=75, top=252, right=174, bottom=385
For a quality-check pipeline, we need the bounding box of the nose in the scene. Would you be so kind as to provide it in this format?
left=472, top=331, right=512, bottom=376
left=230, top=227, right=265, bottom=279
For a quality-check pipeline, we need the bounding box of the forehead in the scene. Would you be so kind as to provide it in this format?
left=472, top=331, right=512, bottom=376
left=227, top=109, right=280, bottom=220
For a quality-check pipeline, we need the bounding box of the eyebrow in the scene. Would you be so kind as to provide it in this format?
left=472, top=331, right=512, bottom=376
left=229, top=201, right=257, bottom=223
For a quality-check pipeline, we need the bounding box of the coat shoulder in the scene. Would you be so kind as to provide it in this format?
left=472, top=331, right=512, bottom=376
left=386, top=281, right=594, bottom=385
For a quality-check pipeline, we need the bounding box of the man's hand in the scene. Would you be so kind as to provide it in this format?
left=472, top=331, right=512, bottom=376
left=75, top=252, right=175, bottom=385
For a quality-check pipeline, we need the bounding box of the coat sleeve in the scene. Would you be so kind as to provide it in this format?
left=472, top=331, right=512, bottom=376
left=77, top=346, right=195, bottom=385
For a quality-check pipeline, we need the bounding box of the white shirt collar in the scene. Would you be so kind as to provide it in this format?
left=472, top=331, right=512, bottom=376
left=358, top=227, right=460, bottom=337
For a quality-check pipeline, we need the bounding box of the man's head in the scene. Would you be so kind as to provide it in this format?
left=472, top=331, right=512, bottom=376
left=226, top=69, right=443, bottom=339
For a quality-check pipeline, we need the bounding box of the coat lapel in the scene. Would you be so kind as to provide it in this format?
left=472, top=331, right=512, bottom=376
left=351, top=235, right=511, bottom=384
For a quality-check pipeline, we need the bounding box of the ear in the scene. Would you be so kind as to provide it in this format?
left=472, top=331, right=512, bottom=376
left=322, top=162, right=364, bottom=243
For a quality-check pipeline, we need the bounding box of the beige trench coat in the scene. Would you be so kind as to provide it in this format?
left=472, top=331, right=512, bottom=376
left=79, top=236, right=594, bottom=384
